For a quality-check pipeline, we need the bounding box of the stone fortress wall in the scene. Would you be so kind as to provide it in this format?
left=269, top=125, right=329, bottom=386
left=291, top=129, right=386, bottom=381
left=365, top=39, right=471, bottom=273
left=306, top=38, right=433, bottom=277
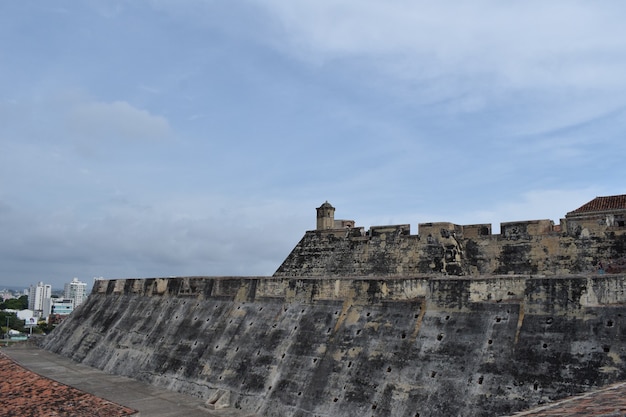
left=274, top=197, right=626, bottom=277
left=43, top=274, right=626, bottom=417
left=41, top=195, right=626, bottom=417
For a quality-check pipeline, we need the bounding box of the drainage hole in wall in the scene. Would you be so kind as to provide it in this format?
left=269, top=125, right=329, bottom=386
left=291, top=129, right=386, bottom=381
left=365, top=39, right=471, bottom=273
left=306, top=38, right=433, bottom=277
left=250, top=322, right=254, bottom=326
left=259, top=307, right=263, bottom=311
left=206, top=318, right=210, bottom=322
left=366, top=312, right=370, bottom=317
left=488, top=340, right=493, bottom=345
left=431, top=371, right=437, bottom=378
left=235, top=347, right=239, bottom=352
left=603, top=345, right=611, bottom=352
left=386, top=367, right=392, bottom=373
left=313, top=358, right=318, bottom=363
left=282, top=353, right=285, bottom=359
left=301, top=309, right=305, bottom=313
left=372, top=404, right=377, bottom=410
left=533, top=383, right=538, bottom=390
left=356, top=329, right=361, bottom=335
left=294, top=326, right=298, bottom=331
left=219, top=376, right=222, bottom=380
left=215, top=345, right=219, bottom=349
left=237, top=306, right=241, bottom=310
left=437, top=334, right=444, bottom=341
left=495, top=317, right=501, bottom=322
left=298, top=392, right=302, bottom=396
left=333, top=398, right=338, bottom=402
left=478, top=376, right=484, bottom=385
left=401, top=333, right=406, bottom=339
left=542, top=343, right=548, bottom=349
left=327, top=328, right=331, bottom=333
left=607, top=320, right=614, bottom=327
left=347, top=361, right=352, bottom=368
left=194, top=317, right=198, bottom=321
left=546, top=317, right=553, bottom=324
left=268, top=386, right=272, bottom=390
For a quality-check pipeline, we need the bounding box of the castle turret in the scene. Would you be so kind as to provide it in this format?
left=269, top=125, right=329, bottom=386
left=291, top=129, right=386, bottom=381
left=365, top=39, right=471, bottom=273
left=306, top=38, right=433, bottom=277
left=316, top=201, right=335, bottom=230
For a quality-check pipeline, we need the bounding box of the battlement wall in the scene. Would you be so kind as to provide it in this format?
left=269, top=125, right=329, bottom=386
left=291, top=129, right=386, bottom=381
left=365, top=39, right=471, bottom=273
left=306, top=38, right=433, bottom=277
left=43, top=275, right=626, bottom=417
left=275, top=219, right=626, bottom=277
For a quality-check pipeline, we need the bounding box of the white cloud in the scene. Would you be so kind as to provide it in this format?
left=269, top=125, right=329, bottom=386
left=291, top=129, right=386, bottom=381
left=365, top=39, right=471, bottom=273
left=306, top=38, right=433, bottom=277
left=256, top=1, right=626, bottom=91
left=67, top=100, right=171, bottom=142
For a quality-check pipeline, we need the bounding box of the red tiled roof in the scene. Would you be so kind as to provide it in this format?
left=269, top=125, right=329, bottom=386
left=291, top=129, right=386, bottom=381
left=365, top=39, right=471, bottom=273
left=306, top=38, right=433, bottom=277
left=0, top=350, right=138, bottom=417
left=507, top=381, right=626, bottom=416
left=567, top=194, right=626, bottom=216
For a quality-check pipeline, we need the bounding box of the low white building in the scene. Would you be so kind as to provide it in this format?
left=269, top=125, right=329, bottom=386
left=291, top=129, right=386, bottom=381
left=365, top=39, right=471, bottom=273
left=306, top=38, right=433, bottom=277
left=16, top=309, right=35, bottom=321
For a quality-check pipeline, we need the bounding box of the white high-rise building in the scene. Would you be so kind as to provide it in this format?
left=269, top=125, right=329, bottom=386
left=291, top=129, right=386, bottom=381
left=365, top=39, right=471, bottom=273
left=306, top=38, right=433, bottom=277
left=64, top=277, right=87, bottom=308
left=28, top=282, right=52, bottom=316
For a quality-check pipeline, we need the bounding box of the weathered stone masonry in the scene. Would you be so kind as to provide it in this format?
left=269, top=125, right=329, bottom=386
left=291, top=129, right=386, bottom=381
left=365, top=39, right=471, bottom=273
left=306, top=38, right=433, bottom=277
left=43, top=274, right=626, bottom=417
left=274, top=197, right=626, bottom=277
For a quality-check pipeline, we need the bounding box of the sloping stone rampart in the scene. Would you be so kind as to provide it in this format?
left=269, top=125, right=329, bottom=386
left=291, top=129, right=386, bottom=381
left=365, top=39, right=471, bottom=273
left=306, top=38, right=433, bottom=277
left=43, top=275, right=626, bottom=417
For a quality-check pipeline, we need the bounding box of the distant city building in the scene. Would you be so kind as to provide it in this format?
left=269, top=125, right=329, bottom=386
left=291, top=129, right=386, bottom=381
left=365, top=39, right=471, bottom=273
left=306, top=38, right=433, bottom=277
left=28, top=282, right=52, bottom=317
left=0, top=289, right=15, bottom=300
left=64, top=278, right=87, bottom=308
left=51, top=298, right=74, bottom=316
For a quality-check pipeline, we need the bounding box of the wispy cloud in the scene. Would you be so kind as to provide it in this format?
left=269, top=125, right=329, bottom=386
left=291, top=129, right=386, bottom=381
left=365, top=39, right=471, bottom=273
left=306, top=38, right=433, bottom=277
left=256, top=1, right=626, bottom=87
left=66, top=100, right=171, bottom=142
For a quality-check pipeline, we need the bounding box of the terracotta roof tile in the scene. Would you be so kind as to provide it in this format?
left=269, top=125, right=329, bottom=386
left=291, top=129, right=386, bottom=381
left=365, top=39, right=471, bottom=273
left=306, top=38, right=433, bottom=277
left=507, top=381, right=626, bottom=416
left=568, top=194, right=626, bottom=216
left=0, top=350, right=138, bottom=417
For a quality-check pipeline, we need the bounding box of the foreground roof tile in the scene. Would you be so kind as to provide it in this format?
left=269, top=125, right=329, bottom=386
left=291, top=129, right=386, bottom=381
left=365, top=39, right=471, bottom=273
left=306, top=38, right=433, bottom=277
left=506, top=381, right=626, bottom=416
left=0, top=350, right=138, bottom=417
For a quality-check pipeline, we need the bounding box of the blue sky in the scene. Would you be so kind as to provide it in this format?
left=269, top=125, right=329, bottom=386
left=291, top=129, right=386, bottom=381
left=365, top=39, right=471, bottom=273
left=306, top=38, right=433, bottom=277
left=1, top=1, right=625, bottom=290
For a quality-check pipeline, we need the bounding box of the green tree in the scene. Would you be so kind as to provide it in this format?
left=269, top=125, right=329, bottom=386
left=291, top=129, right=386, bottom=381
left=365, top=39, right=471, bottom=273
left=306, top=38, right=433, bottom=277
left=3, top=296, right=28, bottom=310
left=37, top=321, right=55, bottom=334
left=0, top=311, right=25, bottom=334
